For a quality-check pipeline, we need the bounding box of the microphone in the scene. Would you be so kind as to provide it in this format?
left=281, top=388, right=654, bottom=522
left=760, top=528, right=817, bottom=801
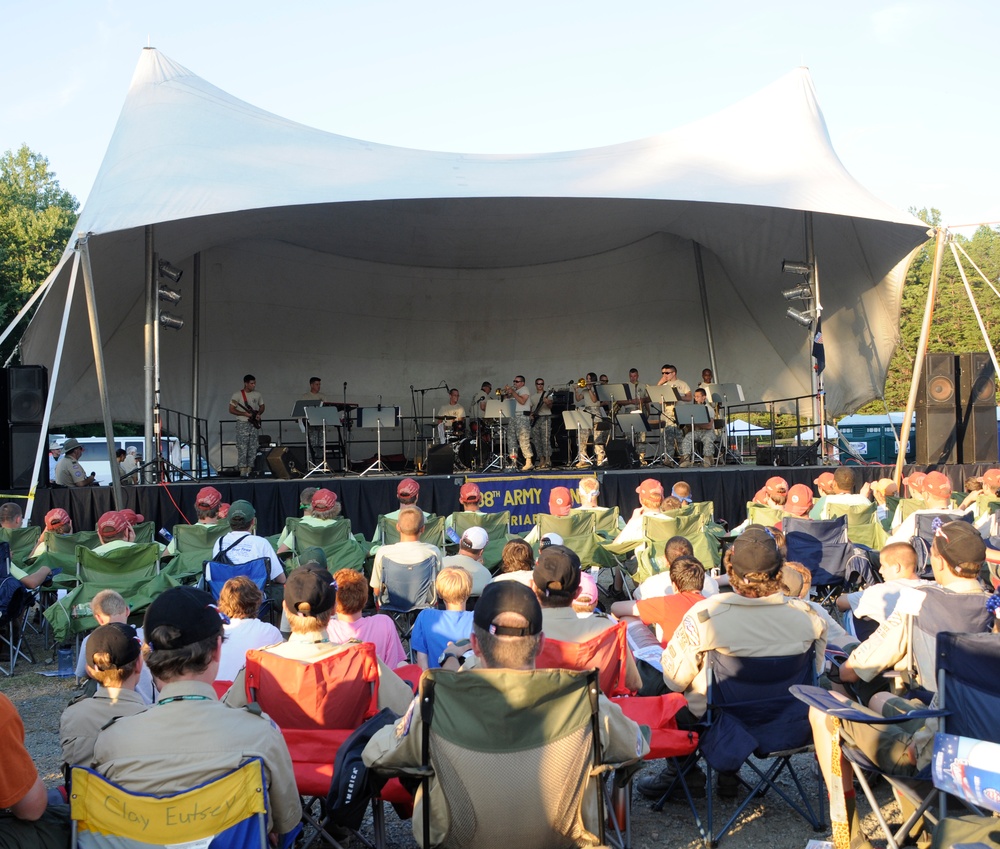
left=378, top=395, right=382, bottom=411
left=343, top=381, right=347, bottom=392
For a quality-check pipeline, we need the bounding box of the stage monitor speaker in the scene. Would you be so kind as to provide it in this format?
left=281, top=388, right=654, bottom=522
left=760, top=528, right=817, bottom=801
left=755, top=444, right=818, bottom=467
left=2, top=365, right=48, bottom=424
left=915, top=353, right=959, bottom=465
left=2, top=424, right=42, bottom=489
left=266, top=445, right=302, bottom=479
left=958, top=352, right=998, bottom=464
left=425, top=444, right=455, bottom=476
left=605, top=439, right=637, bottom=469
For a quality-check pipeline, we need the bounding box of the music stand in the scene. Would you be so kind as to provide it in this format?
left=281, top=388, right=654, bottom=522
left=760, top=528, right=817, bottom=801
left=645, top=385, right=683, bottom=466
left=707, top=383, right=745, bottom=465
left=675, top=402, right=712, bottom=465
left=596, top=383, right=627, bottom=428
left=359, top=406, right=400, bottom=477
left=302, top=405, right=343, bottom=478
left=481, top=399, right=515, bottom=472
left=562, top=409, right=594, bottom=466
left=617, top=410, right=648, bottom=447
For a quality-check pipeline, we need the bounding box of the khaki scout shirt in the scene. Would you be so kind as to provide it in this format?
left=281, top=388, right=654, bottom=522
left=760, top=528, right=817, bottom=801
left=60, top=686, right=147, bottom=770
left=93, top=680, right=302, bottom=836
left=661, top=592, right=827, bottom=717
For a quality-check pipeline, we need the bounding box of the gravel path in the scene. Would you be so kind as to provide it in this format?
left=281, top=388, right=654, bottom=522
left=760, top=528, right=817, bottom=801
left=1, top=628, right=898, bottom=848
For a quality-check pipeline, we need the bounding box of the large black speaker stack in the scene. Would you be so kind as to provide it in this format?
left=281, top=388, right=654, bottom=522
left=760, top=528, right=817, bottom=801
left=915, top=352, right=997, bottom=465
left=0, top=365, right=48, bottom=489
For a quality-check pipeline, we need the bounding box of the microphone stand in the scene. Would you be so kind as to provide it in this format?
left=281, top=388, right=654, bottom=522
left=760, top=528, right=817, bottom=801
left=409, top=383, right=449, bottom=473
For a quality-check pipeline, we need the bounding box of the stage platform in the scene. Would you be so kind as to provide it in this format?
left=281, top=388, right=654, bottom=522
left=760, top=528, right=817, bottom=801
left=24, top=463, right=992, bottom=542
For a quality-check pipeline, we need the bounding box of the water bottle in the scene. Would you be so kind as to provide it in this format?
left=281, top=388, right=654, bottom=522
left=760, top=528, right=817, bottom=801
left=57, top=646, right=73, bottom=677
left=445, top=527, right=461, bottom=545
left=159, top=527, right=174, bottom=544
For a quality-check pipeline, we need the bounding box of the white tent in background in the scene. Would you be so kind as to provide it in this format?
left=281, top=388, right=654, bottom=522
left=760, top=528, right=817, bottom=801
left=16, top=49, right=928, bottom=466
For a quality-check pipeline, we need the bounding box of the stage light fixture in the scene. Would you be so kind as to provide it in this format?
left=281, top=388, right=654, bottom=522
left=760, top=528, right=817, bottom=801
left=158, top=259, right=183, bottom=283
left=782, top=284, right=812, bottom=301
left=157, top=284, right=182, bottom=304
left=781, top=260, right=812, bottom=277
left=159, top=312, right=184, bottom=331
left=785, top=307, right=816, bottom=328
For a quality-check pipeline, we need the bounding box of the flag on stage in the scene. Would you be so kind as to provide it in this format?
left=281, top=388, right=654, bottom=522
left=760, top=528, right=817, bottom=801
left=812, top=318, right=825, bottom=374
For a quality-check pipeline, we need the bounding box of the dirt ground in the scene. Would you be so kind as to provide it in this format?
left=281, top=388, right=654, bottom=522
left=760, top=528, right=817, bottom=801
left=1, top=626, right=898, bottom=848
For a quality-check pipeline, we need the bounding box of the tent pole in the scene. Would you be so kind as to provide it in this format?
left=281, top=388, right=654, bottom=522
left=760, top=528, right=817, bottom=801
left=894, top=226, right=947, bottom=487
left=78, top=234, right=125, bottom=509
left=144, top=226, right=155, bottom=477
left=23, top=253, right=81, bottom=526
left=192, top=252, right=201, bottom=472
left=693, top=242, right=717, bottom=377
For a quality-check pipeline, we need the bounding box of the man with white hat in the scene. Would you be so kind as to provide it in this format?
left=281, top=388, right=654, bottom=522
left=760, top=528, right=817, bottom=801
left=47, top=441, right=61, bottom=485
left=54, top=438, right=97, bottom=487
left=441, top=526, right=493, bottom=596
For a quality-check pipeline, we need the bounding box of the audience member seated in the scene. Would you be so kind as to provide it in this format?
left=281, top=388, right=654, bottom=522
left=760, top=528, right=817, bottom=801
left=869, top=477, right=898, bottom=526
left=60, top=623, right=147, bottom=771
left=215, top=576, right=282, bottom=682
left=273, top=486, right=318, bottom=551
left=362, top=581, right=649, bottom=846
left=730, top=476, right=789, bottom=534
left=522, top=486, right=574, bottom=546
left=634, top=536, right=720, bottom=599
left=838, top=521, right=991, bottom=705
left=164, top=486, right=224, bottom=557
left=611, top=555, right=706, bottom=646
left=612, top=479, right=666, bottom=553
left=819, top=467, right=872, bottom=518
left=532, top=545, right=643, bottom=693
left=0, top=502, right=22, bottom=530
left=808, top=471, right=837, bottom=519
left=785, top=483, right=814, bottom=518
left=836, top=541, right=922, bottom=630
left=224, top=568, right=413, bottom=714
left=440, top=526, right=492, bottom=597
left=94, top=586, right=302, bottom=843
left=491, top=538, right=535, bottom=587
left=572, top=570, right=600, bottom=616
left=572, top=477, right=625, bottom=531
left=445, top=482, right=484, bottom=532
left=0, top=693, right=70, bottom=847
left=411, top=567, right=475, bottom=669
left=92, top=511, right=140, bottom=555
left=369, top=477, right=430, bottom=549
left=326, top=568, right=407, bottom=668
left=276, top=487, right=342, bottom=558
left=75, top=590, right=156, bottom=704
left=370, top=505, right=443, bottom=604
left=210, top=500, right=286, bottom=585
left=637, top=525, right=827, bottom=800
left=24, top=508, right=74, bottom=566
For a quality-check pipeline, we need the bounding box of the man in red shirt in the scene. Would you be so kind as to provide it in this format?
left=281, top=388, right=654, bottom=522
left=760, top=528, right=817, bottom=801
left=611, top=555, right=705, bottom=646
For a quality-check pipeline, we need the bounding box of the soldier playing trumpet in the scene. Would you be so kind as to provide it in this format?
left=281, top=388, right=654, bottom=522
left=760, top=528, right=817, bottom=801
left=574, top=372, right=608, bottom=468
left=501, top=376, right=534, bottom=471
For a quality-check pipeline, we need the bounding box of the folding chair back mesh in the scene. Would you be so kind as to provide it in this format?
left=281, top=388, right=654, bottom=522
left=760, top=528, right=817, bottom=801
left=451, top=510, right=511, bottom=569
left=782, top=515, right=853, bottom=600
left=69, top=758, right=269, bottom=849
left=911, top=512, right=975, bottom=577
left=936, top=631, right=1000, bottom=744
left=0, top=526, right=41, bottom=566
left=292, top=519, right=365, bottom=572
left=377, top=514, right=445, bottom=549
left=825, top=501, right=889, bottom=550
left=25, top=530, right=100, bottom=573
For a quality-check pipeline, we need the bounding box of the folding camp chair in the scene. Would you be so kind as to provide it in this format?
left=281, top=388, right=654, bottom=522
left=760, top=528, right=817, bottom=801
left=0, top=525, right=41, bottom=567
left=449, top=510, right=512, bottom=569
left=164, top=520, right=231, bottom=581
left=695, top=647, right=826, bottom=847
left=825, top=501, right=889, bottom=550
left=782, top=515, right=868, bottom=611
left=791, top=631, right=1000, bottom=849
left=69, top=757, right=270, bottom=849
left=536, top=621, right=633, bottom=698
left=202, top=557, right=270, bottom=620
left=23, top=529, right=101, bottom=575
left=244, top=643, right=383, bottom=849
left=571, top=505, right=621, bottom=537
left=406, top=667, right=633, bottom=849
left=131, top=521, right=156, bottom=544
left=910, top=512, right=975, bottom=578
left=0, top=542, right=36, bottom=675
left=535, top=511, right=620, bottom=571
left=375, top=554, right=438, bottom=653
left=291, top=519, right=366, bottom=572
left=375, top=514, right=445, bottom=550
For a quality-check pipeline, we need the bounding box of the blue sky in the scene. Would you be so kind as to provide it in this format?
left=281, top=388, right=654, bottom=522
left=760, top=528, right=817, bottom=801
left=3, top=0, right=997, bottom=228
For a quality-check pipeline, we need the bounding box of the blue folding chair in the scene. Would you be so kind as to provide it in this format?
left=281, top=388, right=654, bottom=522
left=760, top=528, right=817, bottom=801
left=782, top=516, right=874, bottom=611
left=375, top=554, right=437, bottom=657
left=910, top=512, right=975, bottom=578
left=791, top=631, right=1000, bottom=849
left=696, top=647, right=826, bottom=846
left=202, top=558, right=271, bottom=621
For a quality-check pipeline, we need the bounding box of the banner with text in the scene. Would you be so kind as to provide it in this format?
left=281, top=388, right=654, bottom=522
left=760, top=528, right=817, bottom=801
left=471, top=474, right=595, bottom=531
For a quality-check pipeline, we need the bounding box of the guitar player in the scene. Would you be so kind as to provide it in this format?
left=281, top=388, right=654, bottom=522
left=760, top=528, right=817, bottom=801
left=228, top=374, right=265, bottom=477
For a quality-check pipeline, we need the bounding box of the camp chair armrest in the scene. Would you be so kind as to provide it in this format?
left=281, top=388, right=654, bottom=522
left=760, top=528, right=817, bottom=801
left=788, top=684, right=948, bottom=724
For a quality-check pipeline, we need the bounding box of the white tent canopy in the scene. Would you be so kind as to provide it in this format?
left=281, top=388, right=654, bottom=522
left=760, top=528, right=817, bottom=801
left=20, top=49, right=928, bottom=460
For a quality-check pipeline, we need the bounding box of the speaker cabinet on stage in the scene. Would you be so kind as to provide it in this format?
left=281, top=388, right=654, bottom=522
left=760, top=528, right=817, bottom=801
left=426, top=444, right=455, bottom=476
left=915, top=353, right=959, bottom=465
left=755, top=444, right=818, bottom=467
left=605, top=439, right=637, bottom=469
left=0, top=365, right=48, bottom=489
left=959, top=352, right=998, bottom=464
left=266, top=445, right=302, bottom=479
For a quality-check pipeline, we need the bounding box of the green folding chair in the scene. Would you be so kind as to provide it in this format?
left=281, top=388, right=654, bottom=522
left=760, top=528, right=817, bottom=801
left=533, top=512, right=619, bottom=571
left=23, top=529, right=101, bottom=575
left=450, top=511, right=512, bottom=570
left=376, top=513, right=445, bottom=550
left=0, top=525, right=41, bottom=566
left=163, top=521, right=231, bottom=582
left=292, top=519, right=366, bottom=572
left=826, top=501, right=888, bottom=550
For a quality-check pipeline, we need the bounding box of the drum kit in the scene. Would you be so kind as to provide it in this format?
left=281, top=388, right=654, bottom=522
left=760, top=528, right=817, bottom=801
left=428, top=415, right=482, bottom=470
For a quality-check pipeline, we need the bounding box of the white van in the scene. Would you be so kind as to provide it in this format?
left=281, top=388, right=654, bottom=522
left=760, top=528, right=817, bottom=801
left=66, top=436, right=181, bottom=486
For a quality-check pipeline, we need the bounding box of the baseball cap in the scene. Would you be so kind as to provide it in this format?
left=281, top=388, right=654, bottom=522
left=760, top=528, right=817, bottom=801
left=786, top=484, right=814, bottom=517
left=636, top=479, right=664, bottom=501
left=982, top=469, right=1000, bottom=489
left=460, top=526, right=489, bottom=551
left=284, top=567, right=337, bottom=617
left=397, top=478, right=420, bottom=499
left=923, top=471, right=952, bottom=499
left=119, top=508, right=144, bottom=526
left=731, top=525, right=782, bottom=579
left=575, top=570, right=599, bottom=603
left=871, top=478, right=898, bottom=498
left=87, top=622, right=142, bottom=669
left=97, top=511, right=130, bottom=537
left=903, top=471, right=927, bottom=494
left=195, top=486, right=222, bottom=510
left=765, top=476, right=789, bottom=495
left=144, top=586, right=225, bottom=650
left=459, top=482, right=482, bottom=503
left=473, top=581, right=542, bottom=637
left=540, top=532, right=564, bottom=549
left=228, top=500, right=255, bottom=522
left=548, top=486, right=572, bottom=516
left=298, top=547, right=328, bottom=569
left=44, top=508, right=71, bottom=530
left=813, top=471, right=835, bottom=489
left=217, top=503, right=231, bottom=519
left=311, top=489, right=338, bottom=511
left=62, top=438, right=82, bottom=452
left=933, top=521, right=986, bottom=575
left=532, top=544, right=581, bottom=597
left=780, top=564, right=806, bottom=599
